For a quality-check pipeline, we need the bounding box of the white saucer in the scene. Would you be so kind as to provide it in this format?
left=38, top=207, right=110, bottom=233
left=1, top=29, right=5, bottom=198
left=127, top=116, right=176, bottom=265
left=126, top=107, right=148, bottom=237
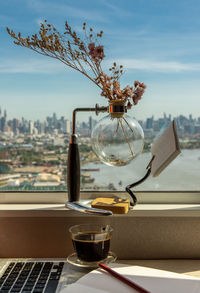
left=67, top=251, right=117, bottom=268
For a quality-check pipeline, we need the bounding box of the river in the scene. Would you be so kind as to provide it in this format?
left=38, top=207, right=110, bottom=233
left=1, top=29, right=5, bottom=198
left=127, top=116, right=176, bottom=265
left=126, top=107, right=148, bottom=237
left=82, top=149, right=200, bottom=191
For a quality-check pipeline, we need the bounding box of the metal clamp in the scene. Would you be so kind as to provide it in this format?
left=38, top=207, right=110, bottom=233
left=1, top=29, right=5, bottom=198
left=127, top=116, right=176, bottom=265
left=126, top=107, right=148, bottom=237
left=66, top=201, right=113, bottom=216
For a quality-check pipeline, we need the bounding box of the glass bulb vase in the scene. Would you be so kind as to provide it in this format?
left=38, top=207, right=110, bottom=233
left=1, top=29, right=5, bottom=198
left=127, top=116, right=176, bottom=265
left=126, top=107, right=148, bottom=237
left=91, top=113, right=144, bottom=167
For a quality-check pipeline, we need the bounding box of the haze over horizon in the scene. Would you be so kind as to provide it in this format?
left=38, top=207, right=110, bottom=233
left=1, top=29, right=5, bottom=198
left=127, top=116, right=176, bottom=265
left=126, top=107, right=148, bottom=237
left=0, top=104, right=198, bottom=124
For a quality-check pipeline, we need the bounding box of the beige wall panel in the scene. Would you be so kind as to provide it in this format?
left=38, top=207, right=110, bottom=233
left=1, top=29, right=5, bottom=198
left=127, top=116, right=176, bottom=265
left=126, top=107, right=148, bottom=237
left=0, top=216, right=200, bottom=259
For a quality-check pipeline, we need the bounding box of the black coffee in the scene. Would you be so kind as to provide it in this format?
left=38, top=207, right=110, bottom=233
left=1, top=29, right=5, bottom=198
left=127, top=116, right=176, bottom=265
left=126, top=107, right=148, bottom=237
left=72, top=231, right=110, bottom=262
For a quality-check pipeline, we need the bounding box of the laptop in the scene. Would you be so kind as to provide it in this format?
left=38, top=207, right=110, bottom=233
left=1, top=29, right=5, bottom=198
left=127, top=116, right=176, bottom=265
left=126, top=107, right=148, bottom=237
left=0, top=259, right=83, bottom=293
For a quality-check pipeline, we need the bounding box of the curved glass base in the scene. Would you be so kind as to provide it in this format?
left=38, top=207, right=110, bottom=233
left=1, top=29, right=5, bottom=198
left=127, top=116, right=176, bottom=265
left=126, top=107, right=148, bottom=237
left=67, top=251, right=117, bottom=268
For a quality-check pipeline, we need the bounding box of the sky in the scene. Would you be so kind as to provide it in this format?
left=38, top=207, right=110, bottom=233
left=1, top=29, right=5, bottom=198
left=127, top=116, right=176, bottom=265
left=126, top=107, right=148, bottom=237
left=1, top=0, right=200, bottom=122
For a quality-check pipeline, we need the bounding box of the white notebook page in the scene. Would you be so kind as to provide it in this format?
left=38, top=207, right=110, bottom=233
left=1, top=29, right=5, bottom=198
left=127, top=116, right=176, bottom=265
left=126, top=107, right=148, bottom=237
left=60, top=263, right=200, bottom=293
left=151, top=120, right=181, bottom=177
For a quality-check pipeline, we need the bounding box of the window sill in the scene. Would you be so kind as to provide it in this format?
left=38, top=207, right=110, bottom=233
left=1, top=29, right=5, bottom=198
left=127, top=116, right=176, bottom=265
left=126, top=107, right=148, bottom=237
left=1, top=191, right=200, bottom=205
left=0, top=203, right=200, bottom=217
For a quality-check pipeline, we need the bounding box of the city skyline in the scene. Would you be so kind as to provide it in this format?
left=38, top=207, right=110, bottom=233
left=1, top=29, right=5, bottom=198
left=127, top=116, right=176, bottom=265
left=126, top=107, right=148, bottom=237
left=1, top=0, right=200, bottom=120
left=0, top=105, right=200, bottom=123
left=0, top=105, right=200, bottom=139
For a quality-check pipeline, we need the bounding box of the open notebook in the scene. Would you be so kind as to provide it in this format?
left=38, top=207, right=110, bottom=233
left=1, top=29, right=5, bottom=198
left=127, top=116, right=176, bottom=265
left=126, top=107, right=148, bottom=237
left=150, top=120, right=181, bottom=177
left=60, top=263, right=200, bottom=293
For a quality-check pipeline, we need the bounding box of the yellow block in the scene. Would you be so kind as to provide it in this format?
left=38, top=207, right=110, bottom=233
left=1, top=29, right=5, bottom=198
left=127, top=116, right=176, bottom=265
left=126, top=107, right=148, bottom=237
left=91, top=197, right=130, bottom=214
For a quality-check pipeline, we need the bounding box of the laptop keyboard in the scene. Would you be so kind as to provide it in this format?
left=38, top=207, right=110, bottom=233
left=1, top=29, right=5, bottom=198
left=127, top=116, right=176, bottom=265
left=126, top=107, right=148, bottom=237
left=0, top=261, right=64, bottom=293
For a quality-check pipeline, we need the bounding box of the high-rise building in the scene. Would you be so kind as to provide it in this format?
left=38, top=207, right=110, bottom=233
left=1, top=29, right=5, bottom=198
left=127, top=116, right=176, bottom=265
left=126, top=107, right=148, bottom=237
left=63, top=119, right=70, bottom=134
left=89, top=116, right=96, bottom=134
left=13, top=118, right=19, bottom=134
left=0, top=117, right=6, bottom=132
left=40, top=122, right=46, bottom=134
left=28, top=121, right=34, bottom=135
left=53, top=112, right=57, bottom=127
left=158, top=118, right=165, bottom=130
left=146, top=116, right=154, bottom=129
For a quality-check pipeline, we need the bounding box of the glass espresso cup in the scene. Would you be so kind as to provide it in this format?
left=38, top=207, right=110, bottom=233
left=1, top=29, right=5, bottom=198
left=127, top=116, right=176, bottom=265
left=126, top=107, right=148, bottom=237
left=69, top=224, right=113, bottom=263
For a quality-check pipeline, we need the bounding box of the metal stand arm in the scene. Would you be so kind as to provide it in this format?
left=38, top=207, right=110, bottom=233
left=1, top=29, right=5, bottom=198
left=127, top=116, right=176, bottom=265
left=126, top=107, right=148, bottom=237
left=125, top=167, right=151, bottom=206
left=67, top=104, right=108, bottom=205
left=125, top=156, right=155, bottom=206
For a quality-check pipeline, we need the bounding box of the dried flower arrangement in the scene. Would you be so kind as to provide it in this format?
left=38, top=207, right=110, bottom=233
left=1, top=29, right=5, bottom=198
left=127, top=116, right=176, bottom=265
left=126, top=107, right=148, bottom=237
left=7, top=20, right=146, bottom=108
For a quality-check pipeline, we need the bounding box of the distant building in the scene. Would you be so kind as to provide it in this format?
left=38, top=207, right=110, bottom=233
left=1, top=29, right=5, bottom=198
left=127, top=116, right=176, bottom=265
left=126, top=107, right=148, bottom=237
left=4, top=110, right=7, bottom=119
left=28, top=121, right=34, bottom=135
left=54, top=137, right=65, bottom=146
left=146, top=116, right=154, bottom=129
left=0, top=116, right=6, bottom=132
left=194, top=125, right=200, bottom=134
left=63, top=119, right=70, bottom=134
left=8, top=179, right=20, bottom=187
left=52, top=112, right=57, bottom=127
left=89, top=116, right=94, bottom=131
left=12, top=118, right=19, bottom=134
left=34, top=173, right=61, bottom=186
left=144, top=129, right=154, bottom=138
left=153, top=121, right=159, bottom=132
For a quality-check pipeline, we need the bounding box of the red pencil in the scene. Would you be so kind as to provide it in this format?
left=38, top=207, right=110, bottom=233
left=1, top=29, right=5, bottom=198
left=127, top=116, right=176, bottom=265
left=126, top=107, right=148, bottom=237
left=99, top=263, right=151, bottom=293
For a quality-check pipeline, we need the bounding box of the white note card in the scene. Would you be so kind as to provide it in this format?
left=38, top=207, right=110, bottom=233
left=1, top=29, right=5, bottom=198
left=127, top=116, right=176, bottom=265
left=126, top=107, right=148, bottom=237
left=60, top=263, right=200, bottom=293
left=151, top=120, right=181, bottom=177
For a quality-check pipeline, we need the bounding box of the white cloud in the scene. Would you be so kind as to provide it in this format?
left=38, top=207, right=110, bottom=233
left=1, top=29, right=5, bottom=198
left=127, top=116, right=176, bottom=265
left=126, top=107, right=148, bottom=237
left=29, top=0, right=110, bottom=23
left=100, top=0, right=133, bottom=18
left=1, top=56, right=200, bottom=74
left=111, top=58, right=200, bottom=73
left=0, top=58, right=68, bottom=74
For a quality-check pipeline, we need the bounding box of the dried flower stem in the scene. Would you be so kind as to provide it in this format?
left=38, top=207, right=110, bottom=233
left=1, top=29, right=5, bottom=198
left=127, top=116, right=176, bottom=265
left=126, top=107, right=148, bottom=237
left=119, top=119, right=135, bottom=158
left=7, top=20, right=146, bottom=107
left=115, top=119, right=120, bottom=134
left=122, top=117, right=134, bottom=133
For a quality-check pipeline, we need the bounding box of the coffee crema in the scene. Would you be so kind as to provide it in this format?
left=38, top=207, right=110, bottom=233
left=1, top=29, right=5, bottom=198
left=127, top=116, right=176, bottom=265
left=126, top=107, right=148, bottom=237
left=72, top=231, right=110, bottom=262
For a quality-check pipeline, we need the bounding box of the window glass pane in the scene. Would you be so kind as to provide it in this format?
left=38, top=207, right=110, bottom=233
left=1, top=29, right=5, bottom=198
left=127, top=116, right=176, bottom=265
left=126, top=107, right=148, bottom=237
left=0, top=1, right=200, bottom=192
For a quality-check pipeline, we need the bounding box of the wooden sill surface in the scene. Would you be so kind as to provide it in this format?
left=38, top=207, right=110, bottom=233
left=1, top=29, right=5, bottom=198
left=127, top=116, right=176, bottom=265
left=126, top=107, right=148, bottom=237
left=1, top=203, right=200, bottom=217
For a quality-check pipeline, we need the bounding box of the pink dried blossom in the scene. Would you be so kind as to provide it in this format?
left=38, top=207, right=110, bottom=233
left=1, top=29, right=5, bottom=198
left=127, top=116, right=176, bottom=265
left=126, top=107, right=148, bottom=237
left=134, top=80, right=140, bottom=87
left=88, top=43, right=104, bottom=62
left=122, top=85, right=133, bottom=98
left=93, top=45, right=104, bottom=60
left=88, top=43, right=95, bottom=51
left=97, top=72, right=111, bottom=89
left=132, top=82, right=146, bottom=105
